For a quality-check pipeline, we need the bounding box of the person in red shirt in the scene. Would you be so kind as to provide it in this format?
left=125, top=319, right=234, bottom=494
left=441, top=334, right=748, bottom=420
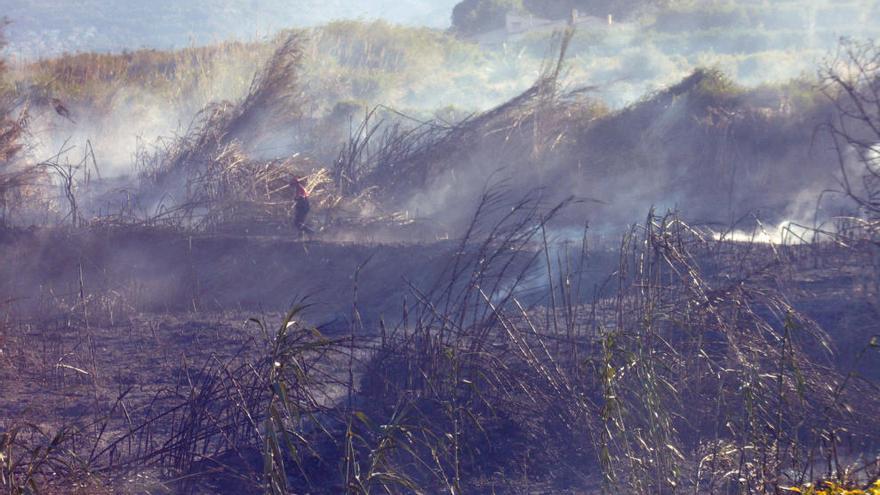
left=291, top=175, right=312, bottom=235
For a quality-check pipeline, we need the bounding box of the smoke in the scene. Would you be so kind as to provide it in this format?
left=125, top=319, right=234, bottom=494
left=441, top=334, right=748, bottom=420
left=22, top=45, right=265, bottom=180
left=8, top=1, right=880, bottom=242
left=710, top=221, right=815, bottom=245
left=373, top=54, right=864, bottom=250
left=27, top=91, right=182, bottom=177
left=547, top=0, right=880, bottom=108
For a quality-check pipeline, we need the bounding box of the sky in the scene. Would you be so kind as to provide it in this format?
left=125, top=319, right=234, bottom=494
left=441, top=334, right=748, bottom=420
left=2, top=0, right=460, bottom=58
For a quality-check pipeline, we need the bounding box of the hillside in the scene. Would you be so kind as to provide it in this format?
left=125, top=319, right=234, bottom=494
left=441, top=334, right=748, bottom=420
left=1, top=0, right=458, bottom=57
left=0, top=19, right=861, bottom=231
left=6, top=4, right=880, bottom=188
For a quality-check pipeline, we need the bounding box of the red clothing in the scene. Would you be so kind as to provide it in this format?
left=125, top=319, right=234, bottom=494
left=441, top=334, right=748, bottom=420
left=293, top=180, right=309, bottom=199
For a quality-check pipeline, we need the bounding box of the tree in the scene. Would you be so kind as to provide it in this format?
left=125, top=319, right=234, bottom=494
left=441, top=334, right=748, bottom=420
left=451, top=0, right=524, bottom=36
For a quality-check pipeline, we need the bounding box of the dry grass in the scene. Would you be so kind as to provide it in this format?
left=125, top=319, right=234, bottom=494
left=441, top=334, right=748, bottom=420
left=348, top=203, right=880, bottom=494
left=13, top=41, right=268, bottom=111
left=2, top=189, right=879, bottom=494
left=0, top=22, right=41, bottom=227
left=87, top=34, right=312, bottom=232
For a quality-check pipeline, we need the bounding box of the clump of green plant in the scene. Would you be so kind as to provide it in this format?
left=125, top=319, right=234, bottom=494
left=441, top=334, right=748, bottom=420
left=784, top=480, right=880, bottom=495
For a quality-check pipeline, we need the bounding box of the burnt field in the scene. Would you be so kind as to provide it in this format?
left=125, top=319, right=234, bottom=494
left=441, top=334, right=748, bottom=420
left=1, top=215, right=879, bottom=494
left=0, top=227, right=456, bottom=319
left=1, top=18, right=880, bottom=495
